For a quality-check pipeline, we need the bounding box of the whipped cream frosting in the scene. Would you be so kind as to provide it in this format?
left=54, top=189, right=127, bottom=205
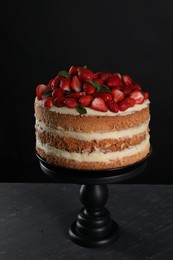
left=36, top=135, right=150, bottom=162
left=35, top=98, right=150, bottom=117
left=35, top=120, right=149, bottom=141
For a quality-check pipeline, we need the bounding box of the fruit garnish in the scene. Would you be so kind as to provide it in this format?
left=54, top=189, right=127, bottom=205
left=130, top=90, right=144, bottom=104
left=91, top=97, right=108, bottom=112
left=36, top=65, right=149, bottom=113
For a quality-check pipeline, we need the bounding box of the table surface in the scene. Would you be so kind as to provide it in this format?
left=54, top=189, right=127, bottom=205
left=0, top=183, right=173, bottom=260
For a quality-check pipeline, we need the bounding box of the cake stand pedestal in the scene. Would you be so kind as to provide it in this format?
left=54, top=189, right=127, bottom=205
left=37, top=153, right=151, bottom=248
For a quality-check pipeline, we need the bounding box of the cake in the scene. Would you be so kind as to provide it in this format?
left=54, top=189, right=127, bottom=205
left=34, top=65, right=150, bottom=170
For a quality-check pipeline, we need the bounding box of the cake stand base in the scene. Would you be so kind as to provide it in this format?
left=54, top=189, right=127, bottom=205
left=36, top=150, right=151, bottom=248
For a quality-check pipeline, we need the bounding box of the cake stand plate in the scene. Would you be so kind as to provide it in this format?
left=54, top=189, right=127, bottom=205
left=36, top=150, right=152, bottom=248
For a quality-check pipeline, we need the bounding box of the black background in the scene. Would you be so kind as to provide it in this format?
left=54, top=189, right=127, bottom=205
left=1, top=0, right=173, bottom=183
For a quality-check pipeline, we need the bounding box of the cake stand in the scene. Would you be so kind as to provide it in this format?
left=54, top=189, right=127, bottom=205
left=36, top=150, right=151, bottom=248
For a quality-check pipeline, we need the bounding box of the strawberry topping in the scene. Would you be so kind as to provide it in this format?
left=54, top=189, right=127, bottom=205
left=36, top=65, right=149, bottom=114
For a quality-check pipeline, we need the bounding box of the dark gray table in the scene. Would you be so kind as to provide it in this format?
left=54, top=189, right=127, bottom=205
left=0, top=183, right=173, bottom=260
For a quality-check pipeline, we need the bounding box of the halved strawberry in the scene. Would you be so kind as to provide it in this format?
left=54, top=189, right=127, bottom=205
left=68, top=65, right=77, bottom=76
left=106, top=100, right=119, bottom=113
left=122, top=75, right=133, bottom=86
left=71, top=75, right=82, bottom=92
left=79, top=95, right=93, bottom=107
left=83, top=83, right=96, bottom=95
left=130, top=90, right=144, bottom=104
left=60, top=78, right=71, bottom=91
left=121, top=86, right=132, bottom=95
left=94, top=78, right=104, bottom=85
left=112, top=89, right=125, bottom=102
left=63, top=97, right=78, bottom=108
left=99, top=72, right=112, bottom=82
left=107, top=76, right=122, bottom=88
left=91, top=97, right=108, bottom=112
left=77, top=67, right=95, bottom=82
left=52, top=88, right=65, bottom=98
left=125, top=97, right=136, bottom=107
left=43, top=97, right=53, bottom=107
left=36, top=84, right=47, bottom=100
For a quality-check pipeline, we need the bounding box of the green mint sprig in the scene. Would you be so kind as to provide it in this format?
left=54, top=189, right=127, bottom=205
left=88, top=79, right=111, bottom=93
left=76, top=104, right=87, bottom=115
left=58, top=70, right=72, bottom=78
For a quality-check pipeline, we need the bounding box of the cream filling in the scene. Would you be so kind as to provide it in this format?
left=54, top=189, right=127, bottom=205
left=35, top=120, right=149, bottom=141
left=35, top=98, right=150, bottom=116
left=36, top=135, right=150, bottom=162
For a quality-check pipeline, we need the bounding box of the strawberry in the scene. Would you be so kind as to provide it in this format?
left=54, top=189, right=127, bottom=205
left=112, top=89, right=125, bottom=102
left=122, top=75, right=133, bottom=86
left=68, top=65, right=77, bottom=76
left=106, top=100, right=119, bottom=113
left=132, top=83, right=141, bottom=90
left=142, top=91, right=149, bottom=99
left=69, top=92, right=86, bottom=99
left=60, top=78, right=71, bottom=91
left=94, top=78, right=104, bottom=85
left=121, top=86, right=132, bottom=95
left=36, top=84, right=47, bottom=100
left=107, top=75, right=122, bottom=88
left=52, top=88, right=65, bottom=98
left=91, top=97, right=108, bottom=112
left=113, top=73, right=122, bottom=79
left=125, top=97, right=136, bottom=107
left=43, top=97, right=53, bottom=107
left=98, top=92, right=113, bottom=102
left=130, top=90, right=144, bottom=104
left=63, top=97, right=78, bottom=108
left=79, top=95, right=93, bottom=107
left=71, top=75, right=82, bottom=92
left=83, top=83, right=96, bottom=95
left=53, top=96, right=65, bottom=107
left=99, top=72, right=112, bottom=82
left=77, top=67, right=95, bottom=82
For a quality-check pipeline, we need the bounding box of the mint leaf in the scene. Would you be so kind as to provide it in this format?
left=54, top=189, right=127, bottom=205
left=58, top=70, right=72, bottom=78
left=83, top=65, right=87, bottom=68
left=88, top=79, right=111, bottom=93
left=76, top=105, right=87, bottom=115
left=42, top=89, right=53, bottom=98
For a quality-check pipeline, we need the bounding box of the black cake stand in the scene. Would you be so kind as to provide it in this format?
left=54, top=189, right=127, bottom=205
left=36, top=150, right=151, bottom=248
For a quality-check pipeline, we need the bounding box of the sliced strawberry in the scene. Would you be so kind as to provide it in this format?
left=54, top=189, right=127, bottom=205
left=122, top=75, right=133, bottom=86
left=63, top=97, right=78, bottom=108
left=53, top=96, right=65, bottom=107
left=79, top=95, right=93, bottom=107
left=107, top=75, right=122, bottom=88
left=71, top=75, right=82, bottom=92
left=50, top=75, right=63, bottom=89
left=52, top=88, right=65, bottom=98
left=98, top=92, right=113, bottom=102
left=91, top=97, right=108, bottom=112
left=130, top=90, right=145, bottom=104
left=68, top=65, right=77, bottom=76
left=69, top=92, right=86, bottom=99
left=106, top=100, right=119, bottom=113
left=43, top=97, right=53, bottom=107
left=60, top=78, right=71, bottom=91
left=77, top=67, right=95, bottom=82
left=112, top=89, right=125, bottom=102
left=112, top=73, right=122, bottom=79
left=36, top=84, right=47, bottom=100
left=83, top=83, right=96, bottom=95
